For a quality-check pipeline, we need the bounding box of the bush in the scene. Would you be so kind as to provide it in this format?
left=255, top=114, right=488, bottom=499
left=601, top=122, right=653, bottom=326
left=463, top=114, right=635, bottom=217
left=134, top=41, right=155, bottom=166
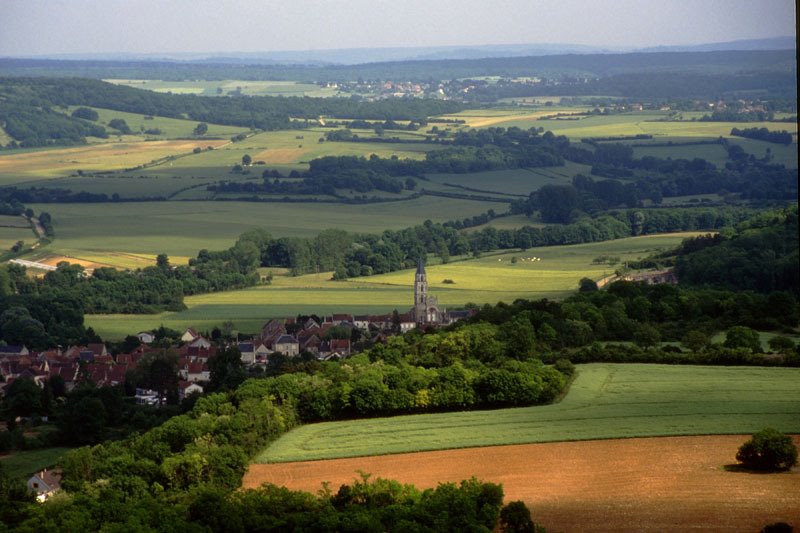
left=736, top=428, right=798, bottom=471
left=553, top=358, right=575, bottom=377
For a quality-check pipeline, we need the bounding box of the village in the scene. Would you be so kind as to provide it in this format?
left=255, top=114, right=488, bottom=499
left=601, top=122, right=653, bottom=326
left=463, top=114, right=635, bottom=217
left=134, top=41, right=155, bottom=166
left=0, top=261, right=475, bottom=406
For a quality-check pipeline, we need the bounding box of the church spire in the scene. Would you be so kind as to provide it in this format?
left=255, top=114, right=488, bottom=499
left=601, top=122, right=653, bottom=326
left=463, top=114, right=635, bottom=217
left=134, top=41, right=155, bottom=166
left=416, top=257, right=426, bottom=276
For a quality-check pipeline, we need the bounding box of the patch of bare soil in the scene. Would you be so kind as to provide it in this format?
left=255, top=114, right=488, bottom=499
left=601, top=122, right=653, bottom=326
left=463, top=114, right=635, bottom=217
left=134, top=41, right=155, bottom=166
left=244, top=435, right=800, bottom=532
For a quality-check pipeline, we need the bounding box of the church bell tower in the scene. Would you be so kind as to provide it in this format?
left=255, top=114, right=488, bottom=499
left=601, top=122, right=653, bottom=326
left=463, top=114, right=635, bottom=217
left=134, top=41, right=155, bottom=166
left=414, top=258, right=427, bottom=323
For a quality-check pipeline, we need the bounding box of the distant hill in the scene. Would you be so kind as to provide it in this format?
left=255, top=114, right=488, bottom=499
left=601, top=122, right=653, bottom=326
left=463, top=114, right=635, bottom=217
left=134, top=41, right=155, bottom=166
left=11, top=36, right=795, bottom=65
left=0, top=49, right=795, bottom=83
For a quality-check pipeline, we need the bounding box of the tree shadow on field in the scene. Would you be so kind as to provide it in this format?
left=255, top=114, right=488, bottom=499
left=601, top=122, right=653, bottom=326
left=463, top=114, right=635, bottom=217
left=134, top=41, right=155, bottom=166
left=722, top=463, right=796, bottom=474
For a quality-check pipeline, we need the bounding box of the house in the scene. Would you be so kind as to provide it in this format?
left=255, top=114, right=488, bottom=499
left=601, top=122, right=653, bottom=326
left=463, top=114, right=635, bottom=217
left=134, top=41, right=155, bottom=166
left=273, top=334, right=299, bottom=357
left=178, top=380, right=204, bottom=401
left=86, top=343, right=108, bottom=357
left=181, top=361, right=209, bottom=382
left=331, top=313, right=354, bottom=326
left=188, top=336, right=212, bottom=349
left=254, top=343, right=271, bottom=362
left=353, top=315, right=371, bottom=331
left=0, top=345, right=29, bottom=356
left=238, top=342, right=255, bottom=364
left=135, top=388, right=160, bottom=406
left=181, top=328, right=200, bottom=343
left=27, top=469, right=61, bottom=502
left=261, top=319, right=286, bottom=340
left=137, top=332, right=155, bottom=344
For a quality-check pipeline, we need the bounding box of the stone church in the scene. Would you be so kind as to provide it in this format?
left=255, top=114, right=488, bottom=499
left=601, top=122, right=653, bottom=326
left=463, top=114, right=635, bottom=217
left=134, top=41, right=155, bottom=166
left=413, top=259, right=444, bottom=326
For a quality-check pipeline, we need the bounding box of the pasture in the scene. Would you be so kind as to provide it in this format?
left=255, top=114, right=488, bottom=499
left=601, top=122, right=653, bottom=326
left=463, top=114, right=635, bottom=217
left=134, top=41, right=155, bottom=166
left=85, top=233, right=699, bottom=339
left=0, top=139, right=230, bottom=184
left=245, top=435, right=800, bottom=532
left=30, top=196, right=502, bottom=257
left=0, top=215, right=34, bottom=250
left=62, top=106, right=251, bottom=139
left=425, top=162, right=588, bottom=197
left=257, top=363, right=800, bottom=462
left=105, top=79, right=341, bottom=98
left=0, top=447, right=71, bottom=479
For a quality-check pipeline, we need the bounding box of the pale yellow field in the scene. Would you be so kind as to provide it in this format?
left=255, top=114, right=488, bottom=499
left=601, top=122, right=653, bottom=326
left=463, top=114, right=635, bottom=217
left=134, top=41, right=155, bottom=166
left=441, top=107, right=588, bottom=128
left=28, top=250, right=191, bottom=270
left=0, top=139, right=229, bottom=179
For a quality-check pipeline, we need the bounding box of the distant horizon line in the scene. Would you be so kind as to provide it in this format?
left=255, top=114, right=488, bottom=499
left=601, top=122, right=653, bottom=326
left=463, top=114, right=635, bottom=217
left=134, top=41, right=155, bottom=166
left=3, top=35, right=795, bottom=62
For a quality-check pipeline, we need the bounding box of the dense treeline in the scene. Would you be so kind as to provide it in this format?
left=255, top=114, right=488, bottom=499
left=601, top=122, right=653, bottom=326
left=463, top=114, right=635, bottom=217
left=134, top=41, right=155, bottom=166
left=521, top=71, right=797, bottom=100
left=0, top=98, right=107, bottom=148
left=256, top=347, right=567, bottom=422
left=219, top=206, right=752, bottom=279
left=0, top=77, right=462, bottom=146
left=676, top=206, right=799, bottom=294
left=214, top=128, right=568, bottom=197
left=0, top=242, right=262, bottom=347
left=730, top=127, right=793, bottom=145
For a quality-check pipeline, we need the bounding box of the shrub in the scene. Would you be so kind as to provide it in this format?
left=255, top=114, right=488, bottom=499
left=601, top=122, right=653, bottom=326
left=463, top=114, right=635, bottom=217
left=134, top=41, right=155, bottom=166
left=553, top=358, right=575, bottom=377
left=736, top=428, right=798, bottom=471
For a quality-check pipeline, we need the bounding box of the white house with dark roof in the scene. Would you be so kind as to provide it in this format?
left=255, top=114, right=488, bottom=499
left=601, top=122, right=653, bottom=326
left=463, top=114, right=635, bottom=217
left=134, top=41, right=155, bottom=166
left=27, top=469, right=61, bottom=502
left=273, top=334, right=299, bottom=357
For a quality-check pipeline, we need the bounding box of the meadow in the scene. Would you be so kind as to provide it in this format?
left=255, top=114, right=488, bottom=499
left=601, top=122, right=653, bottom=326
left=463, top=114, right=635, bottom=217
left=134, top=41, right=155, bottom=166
left=0, top=139, right=230, bottom=184
left=85, top=233, right=698, bottom=338
left=0, top=214, right=35, bottom=251
left=62, top=106, right=251, bottom=139
left=257, top=363, right=800, bottom=462
left=29, top=196, right=501, bottom=257
left=0, top=447, right=71, bottom=479
left=105, top=79, right=341, bottom=98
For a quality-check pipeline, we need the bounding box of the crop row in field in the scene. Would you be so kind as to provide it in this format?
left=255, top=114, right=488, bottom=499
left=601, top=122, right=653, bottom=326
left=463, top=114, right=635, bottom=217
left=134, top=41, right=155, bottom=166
left=85, top=233, right=698, bottom=339
left=258, top=363, right=800, bottom=462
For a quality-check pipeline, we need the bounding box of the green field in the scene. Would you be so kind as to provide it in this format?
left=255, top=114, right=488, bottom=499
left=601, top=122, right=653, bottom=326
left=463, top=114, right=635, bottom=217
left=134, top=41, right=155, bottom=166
left=31, top=196, right=502, bottom=258
left=257, top=363, right=800, bottom=462
left=0, top=447, right=71, bottom=479
left=425, top=162, right=588, bottom=197
left=85, top=233, right=698, bottom=338
left=106, top=79, right=342, bottom=98
left=63, top=106, right=251, bottom=140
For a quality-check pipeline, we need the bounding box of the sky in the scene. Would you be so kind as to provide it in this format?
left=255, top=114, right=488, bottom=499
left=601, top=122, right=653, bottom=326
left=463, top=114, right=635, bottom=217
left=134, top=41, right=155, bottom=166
left=0, top=0, right=796, bottom=57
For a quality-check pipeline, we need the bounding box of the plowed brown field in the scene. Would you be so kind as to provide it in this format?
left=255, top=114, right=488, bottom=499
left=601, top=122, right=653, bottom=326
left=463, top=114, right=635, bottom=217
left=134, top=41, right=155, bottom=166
left=244, top=435, right=800, bottom=532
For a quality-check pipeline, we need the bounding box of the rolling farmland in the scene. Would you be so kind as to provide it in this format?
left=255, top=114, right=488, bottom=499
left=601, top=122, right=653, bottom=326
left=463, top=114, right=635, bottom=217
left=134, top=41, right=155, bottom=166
left=84, top=233, right=698, bottom=338
left=245, top=435, right=800, bottom=532
left=257, top=363, right=800, bottom=463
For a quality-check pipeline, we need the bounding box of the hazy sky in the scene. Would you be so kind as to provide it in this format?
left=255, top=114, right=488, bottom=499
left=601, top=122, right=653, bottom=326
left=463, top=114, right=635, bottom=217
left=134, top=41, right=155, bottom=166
left=0, top=0, right=796, bottom=56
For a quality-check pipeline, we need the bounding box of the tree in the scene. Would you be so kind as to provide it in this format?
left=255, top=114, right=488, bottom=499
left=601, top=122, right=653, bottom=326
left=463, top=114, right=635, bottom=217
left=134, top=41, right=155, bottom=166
left=736, top=428, right=798, bottom=471
left=193, top=122, right=209, bottom=136
left=108, top=118, right=131, bottom=134
left=3, top=378, right=43, bottom=421
left=242, top=154, right=252, bottom=166
left=682, top=330, right=709, bottom=352
left=723, top=326, right=762, bottom=353
left=578, top=277, right=598, bottom=292
left=633, top=323, right=661, bottom=349
left=71, top=107, right=99, bottom=121
left=537, top=185, right=581, bottom=223
left=767, top=336, right=796, bottom=354
left=208, top=346, right=245, bottom=392
left=499, top=501, right=539, bottom=533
